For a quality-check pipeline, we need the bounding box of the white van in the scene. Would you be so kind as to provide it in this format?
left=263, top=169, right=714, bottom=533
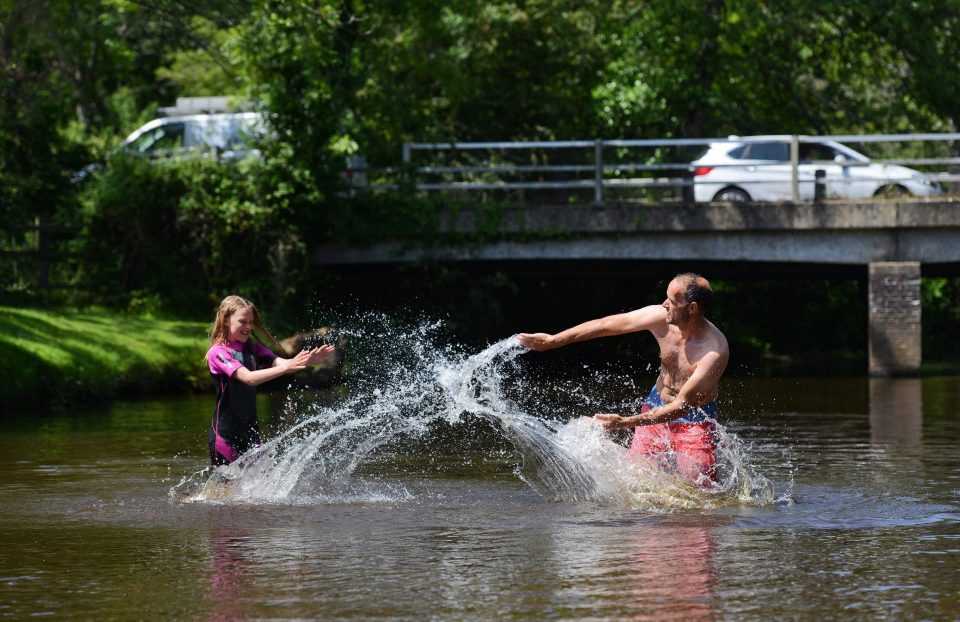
left=75, top=107, right=369, bottom=190
left=120, top=112, right=265, bottom=162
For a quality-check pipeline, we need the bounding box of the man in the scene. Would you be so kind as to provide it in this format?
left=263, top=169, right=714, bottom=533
left=516, top=273, right=729, bottom=485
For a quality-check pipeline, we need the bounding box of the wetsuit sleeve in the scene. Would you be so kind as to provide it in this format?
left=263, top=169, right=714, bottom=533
left=252, top=342, right=278, bottom=366
left=207, top=345, right=242, bottom=377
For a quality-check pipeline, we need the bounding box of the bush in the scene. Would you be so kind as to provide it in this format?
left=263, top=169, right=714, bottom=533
left=73, top=152, right=310, bottom=316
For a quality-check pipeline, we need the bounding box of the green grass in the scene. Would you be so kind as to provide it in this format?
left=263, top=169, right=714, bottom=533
left=0, top=306, right=210, bottom=411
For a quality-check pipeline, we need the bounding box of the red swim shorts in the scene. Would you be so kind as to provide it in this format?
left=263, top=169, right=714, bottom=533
left=630, top=407, right=717, bottom=485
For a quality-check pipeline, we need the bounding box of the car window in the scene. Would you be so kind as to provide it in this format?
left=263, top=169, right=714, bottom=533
left=799, top=143, right=839, bottom=162
left=742, top=142, right=789, bottom=161
left=727, top=145, right=747, bottom=159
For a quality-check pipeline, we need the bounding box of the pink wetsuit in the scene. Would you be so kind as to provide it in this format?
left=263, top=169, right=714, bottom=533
left=206, top=340, right=276, bottom=465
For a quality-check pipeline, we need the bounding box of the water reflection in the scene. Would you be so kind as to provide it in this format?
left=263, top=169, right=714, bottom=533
left=869, top=378, right=922, bottom=451
left=207, top=526, right=258, bottom=622
left=626, top=526, right=717, bottom=621
left=547, top=521, right=718, bottom=620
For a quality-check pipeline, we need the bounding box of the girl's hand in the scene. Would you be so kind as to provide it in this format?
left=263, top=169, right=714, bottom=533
left=282, top=349, right=313, bottom=373
left=306, top=345, right=336, bottom=365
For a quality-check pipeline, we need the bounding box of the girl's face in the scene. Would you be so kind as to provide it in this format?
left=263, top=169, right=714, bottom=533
left=226, top=307, right=255, bottom=343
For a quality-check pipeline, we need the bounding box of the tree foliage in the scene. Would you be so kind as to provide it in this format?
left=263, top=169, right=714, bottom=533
left=2, top=0, right=960, bottom=320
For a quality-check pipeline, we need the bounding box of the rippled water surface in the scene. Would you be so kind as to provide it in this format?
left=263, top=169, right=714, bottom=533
left=1, top=327, right=958, bottom=620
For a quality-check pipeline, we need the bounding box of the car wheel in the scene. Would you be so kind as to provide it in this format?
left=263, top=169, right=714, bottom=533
left=874, top=184, right=910, bottom=199
left=712, top=187, right=751, bottom=202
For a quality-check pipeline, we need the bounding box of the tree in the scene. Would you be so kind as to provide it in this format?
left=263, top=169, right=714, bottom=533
left=0, top=1, right=83, bottom=234
left=591, top=0, right=955, bottom=139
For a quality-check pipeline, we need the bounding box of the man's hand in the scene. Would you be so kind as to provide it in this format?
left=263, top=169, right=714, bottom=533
left=593, top=413, right=633, bottom=430
left=516, top=333, right=557, bottom=351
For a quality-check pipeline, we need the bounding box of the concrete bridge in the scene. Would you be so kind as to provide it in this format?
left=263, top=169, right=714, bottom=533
left=314, top=198, right=960, bottom=376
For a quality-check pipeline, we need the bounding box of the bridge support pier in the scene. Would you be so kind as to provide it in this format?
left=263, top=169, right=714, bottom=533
left=868, top=262, right=922, bottom=376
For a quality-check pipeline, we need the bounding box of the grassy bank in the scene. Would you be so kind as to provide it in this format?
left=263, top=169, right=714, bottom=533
left=1, top=306, right=210, bottom=411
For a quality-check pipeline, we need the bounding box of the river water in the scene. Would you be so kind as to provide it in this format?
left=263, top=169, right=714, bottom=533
left=1, top=319, right=958, bottom=620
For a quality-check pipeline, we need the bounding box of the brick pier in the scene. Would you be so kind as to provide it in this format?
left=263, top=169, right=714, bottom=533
left=868, top=262, right=921, bottom=376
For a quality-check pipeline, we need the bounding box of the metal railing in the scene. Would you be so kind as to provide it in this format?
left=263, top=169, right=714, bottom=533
left=356, top=133, right=960, bottom=204
left=1, top=219, right=78, bottom=292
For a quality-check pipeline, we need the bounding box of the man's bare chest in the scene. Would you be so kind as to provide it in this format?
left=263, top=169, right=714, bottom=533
left=659, top=340, right=704, bottom=378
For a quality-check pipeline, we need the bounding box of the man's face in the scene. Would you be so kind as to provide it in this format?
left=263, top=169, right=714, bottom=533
left=663, top=280, right=690, bottom=326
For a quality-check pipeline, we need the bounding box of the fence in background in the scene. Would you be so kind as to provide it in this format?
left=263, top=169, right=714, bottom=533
left=1, top=218, right=77, bottom=296
left=353, top=133, right=960, bottom=204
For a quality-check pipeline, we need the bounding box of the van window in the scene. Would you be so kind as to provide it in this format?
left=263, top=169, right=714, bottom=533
left=127, top=122, right=185, bottom=155
left=227, top=119, right=261, bottom=149
left=120, top=113, right=265, bottom=162
left=184, top=117, right=262, bottom=152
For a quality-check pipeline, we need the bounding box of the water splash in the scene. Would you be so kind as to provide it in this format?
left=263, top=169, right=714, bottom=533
left=172, top=315, right=778, bottom=509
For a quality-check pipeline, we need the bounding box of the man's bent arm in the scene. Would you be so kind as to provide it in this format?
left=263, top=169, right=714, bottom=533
left=596, top=350, right=726, bottom=428
left=517, top=305, right=667, bottom=351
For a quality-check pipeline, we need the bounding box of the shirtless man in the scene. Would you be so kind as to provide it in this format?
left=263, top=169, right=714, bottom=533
left=516, top=273, right=729, bottom=484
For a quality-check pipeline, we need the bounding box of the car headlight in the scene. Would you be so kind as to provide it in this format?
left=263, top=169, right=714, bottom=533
left=912, top=173, right=932, bottom=185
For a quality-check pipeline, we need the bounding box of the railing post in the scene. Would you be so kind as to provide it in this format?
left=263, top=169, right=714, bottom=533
left=402, top=143, right=413, bottom=189
left=790, top=135, right=800, bottom=202
left=814, top=169, right=826, bottom=201
left=594, top=139, right=604, bottom=205
left=35, top=215, right=49, bottom=292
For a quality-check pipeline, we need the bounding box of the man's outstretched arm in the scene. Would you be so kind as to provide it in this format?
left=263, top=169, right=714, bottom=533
left=517, top=305, right=668, bottom=351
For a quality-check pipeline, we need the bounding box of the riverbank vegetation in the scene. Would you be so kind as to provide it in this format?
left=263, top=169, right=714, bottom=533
left=2, top=1, right=960, bottom=396
left=0, top=306, right=209, bottom=411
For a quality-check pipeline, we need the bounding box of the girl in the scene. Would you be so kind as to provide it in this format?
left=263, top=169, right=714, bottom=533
left=205, top=295, right=335, bottom=465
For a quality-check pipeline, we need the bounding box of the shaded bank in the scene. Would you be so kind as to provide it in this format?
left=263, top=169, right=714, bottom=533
left=315, top=260, right=960, bottom=377
left=5, top=262, right=958, bottom=410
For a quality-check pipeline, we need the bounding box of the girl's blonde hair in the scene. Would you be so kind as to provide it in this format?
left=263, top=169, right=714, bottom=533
left=209, top=295, right=284, bottom=353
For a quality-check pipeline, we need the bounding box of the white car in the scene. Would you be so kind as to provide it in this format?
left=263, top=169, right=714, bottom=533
left=691, top=136, right=942, bottom=202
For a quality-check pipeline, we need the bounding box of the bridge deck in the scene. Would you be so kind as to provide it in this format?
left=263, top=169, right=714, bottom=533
left=314, top=199, right=960, bottom=265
